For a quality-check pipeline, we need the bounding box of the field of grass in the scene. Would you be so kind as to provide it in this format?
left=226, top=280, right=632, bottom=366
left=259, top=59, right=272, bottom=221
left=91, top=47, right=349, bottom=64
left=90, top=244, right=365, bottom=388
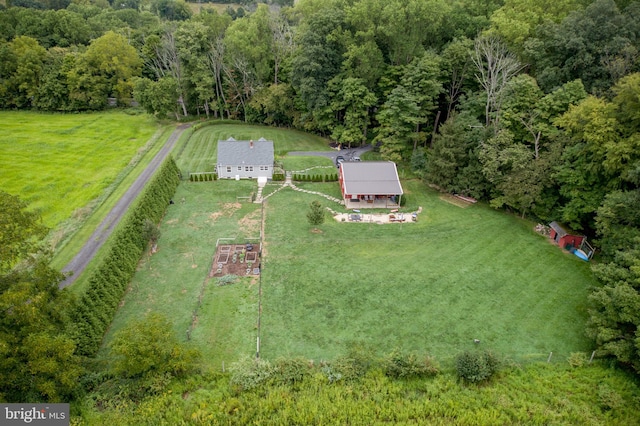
left=259, top=179, right=597, bottom=365
left=0, top=111, right=160, bottom=228
left=282, top=156, right=337, bottom=178
left=100, top=180, right=262, bottom=368
left=174, top=122, right=331, bottom=173
left=50, top=125, right=175, bottom=272
left=103, top=179, right=597, bottom=371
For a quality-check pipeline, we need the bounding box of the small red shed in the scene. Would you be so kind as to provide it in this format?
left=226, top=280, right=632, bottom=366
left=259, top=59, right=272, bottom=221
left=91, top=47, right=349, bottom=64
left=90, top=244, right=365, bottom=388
left=549, top=221, right=585, bottom=250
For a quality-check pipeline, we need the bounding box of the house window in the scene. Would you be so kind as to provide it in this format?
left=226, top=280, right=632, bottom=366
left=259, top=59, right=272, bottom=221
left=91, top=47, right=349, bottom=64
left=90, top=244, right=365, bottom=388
left=259, top=166, right=269, bottom=171
left=226, top=166, right=232, bottom=173
left=245, top=166, right=253, bottom=172
left=237, top=166, right=242, bottom=171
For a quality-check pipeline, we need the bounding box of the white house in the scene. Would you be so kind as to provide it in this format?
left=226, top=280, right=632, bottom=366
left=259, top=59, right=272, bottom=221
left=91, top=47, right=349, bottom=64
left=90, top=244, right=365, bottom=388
left=216, top=137, right=274, bottom=180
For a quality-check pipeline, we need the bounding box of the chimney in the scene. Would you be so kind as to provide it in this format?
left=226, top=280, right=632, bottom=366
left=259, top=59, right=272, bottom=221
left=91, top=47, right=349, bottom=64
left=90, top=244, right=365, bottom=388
left=250, top=140, right=254, bottom=148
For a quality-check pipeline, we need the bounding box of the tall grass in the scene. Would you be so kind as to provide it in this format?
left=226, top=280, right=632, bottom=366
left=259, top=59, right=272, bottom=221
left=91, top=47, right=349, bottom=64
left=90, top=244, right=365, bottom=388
left=78, top=361, right=640, bottom=424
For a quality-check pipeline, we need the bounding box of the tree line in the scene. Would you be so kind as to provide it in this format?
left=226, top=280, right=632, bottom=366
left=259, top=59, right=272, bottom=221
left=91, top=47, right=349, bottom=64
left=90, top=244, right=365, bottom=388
left=0, top=158, right=180, bottom=401
left=2, top=0, right=640, bottom=384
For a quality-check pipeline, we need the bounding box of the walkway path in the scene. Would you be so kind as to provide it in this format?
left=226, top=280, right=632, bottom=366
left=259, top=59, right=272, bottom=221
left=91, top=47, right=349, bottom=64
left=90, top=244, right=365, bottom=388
left=59, top=123, right=191, bottom=289
left=256, top=172, right=344, bottom=205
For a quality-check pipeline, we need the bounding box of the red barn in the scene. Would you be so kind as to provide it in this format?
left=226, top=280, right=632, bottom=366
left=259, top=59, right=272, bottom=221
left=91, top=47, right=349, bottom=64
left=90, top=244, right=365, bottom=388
left=549, top=221, right=585, bottom=250
left=338, top=161, right=403, bottom=209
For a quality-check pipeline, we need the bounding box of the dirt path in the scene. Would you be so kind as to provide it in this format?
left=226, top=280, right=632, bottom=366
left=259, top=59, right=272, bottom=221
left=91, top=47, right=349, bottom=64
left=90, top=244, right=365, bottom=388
left=58, top=123, right=191, bottom=289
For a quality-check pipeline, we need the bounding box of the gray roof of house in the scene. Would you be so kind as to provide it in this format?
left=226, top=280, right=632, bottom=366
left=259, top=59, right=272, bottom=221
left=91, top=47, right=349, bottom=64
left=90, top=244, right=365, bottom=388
left=217, top=138, right=274, bottom=165
left=341, top=161, right=403, bottom=195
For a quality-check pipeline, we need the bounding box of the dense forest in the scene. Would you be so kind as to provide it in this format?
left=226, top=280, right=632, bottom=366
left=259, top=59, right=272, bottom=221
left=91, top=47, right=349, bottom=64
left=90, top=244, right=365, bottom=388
left=2, top=0, right=640, bottom=414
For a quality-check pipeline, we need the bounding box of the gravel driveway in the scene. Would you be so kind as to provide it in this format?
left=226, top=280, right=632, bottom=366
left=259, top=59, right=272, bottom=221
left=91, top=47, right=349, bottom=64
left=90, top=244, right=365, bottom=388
left=58, top=123, right=190, bottom=289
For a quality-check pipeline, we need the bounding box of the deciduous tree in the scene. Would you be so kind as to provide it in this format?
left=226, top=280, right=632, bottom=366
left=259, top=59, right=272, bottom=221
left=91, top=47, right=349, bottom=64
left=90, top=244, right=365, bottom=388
left=472, top=36, right=523, bottom=129
left=0, top=191, right=81, bottom=402
left=375, top=85, right=421, bottom=162
left=110, top=313, right=200, bottom=378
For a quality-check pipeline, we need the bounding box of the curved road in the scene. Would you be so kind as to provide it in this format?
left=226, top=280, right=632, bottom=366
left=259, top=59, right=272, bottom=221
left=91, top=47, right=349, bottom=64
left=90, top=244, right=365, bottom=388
left=59, top=124, right=191, bottom=289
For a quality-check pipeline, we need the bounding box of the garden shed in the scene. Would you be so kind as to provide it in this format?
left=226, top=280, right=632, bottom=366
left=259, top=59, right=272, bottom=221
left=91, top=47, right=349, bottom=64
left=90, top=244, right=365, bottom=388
left=216, top=137, right=274, bottom=180
left=339, top=161, right=403, bottom=209
left=549, top=221, right=585, bottom=250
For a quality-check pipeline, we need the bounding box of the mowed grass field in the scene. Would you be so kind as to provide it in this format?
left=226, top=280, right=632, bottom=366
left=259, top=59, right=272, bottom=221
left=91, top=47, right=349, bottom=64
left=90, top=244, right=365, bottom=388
left=261, top=181, right=595, bottom=364
left=103, top=124, right=597, bottom=369
left=0, top=111, right=159, bottom=228
left=101, top=180, right=262, bottom=368
left=175, top=123, right=331, bottom=173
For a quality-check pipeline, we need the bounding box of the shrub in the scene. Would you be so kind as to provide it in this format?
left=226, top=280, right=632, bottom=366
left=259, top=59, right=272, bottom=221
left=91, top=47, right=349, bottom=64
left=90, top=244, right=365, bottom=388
left=455, top=350, right=500, bottom=383
left=383, top=349, right=440, bottom=379
left=217, top=274, right=238, bottom=286
left=327, top=357, right=364, bottom=382
left=110, top=313, right=200, bottom=378
left=568, top=352, right=588, bottom=368
left=272, top=357, right=311, bottom=385
left=321, top=364, right=343, bottom=383
left=598, top=384, right=624, bottom=410
left=307, top=201, right=325, bottom=227
left=229, top=356, right=274, bottom=391
left=142, top=219, right=161, bottom=245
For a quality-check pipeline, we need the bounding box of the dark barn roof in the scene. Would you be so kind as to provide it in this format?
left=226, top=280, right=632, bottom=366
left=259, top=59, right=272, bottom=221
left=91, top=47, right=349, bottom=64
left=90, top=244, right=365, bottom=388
left=341, top=161, right=403, bottom=195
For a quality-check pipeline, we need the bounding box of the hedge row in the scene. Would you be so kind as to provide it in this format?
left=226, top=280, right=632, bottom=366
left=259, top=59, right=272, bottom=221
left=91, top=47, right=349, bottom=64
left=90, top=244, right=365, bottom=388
left=69, top=157, right=181, bottom=356
left=293, top=173, right=338, bottom=182
left=189, top=172, right=217, bottom=182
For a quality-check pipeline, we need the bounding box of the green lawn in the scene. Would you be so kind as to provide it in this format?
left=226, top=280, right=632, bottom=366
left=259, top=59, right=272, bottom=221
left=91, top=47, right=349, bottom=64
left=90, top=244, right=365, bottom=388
left=104, top=176, right=597, bottom=370
left=0, top=110, right=159, bottom=228
left=175, top=122, right=332, bottom=173
left=282, top=156, right=337, bottom=179
left=261, top=179, right=596, bottom=364
left=100, top=180, right=262, bottom=369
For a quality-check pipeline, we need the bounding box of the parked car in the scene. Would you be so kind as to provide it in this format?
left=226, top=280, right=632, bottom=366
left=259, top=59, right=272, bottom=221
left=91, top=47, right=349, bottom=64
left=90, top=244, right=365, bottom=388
left=336, top=155, right=345, bottom=167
